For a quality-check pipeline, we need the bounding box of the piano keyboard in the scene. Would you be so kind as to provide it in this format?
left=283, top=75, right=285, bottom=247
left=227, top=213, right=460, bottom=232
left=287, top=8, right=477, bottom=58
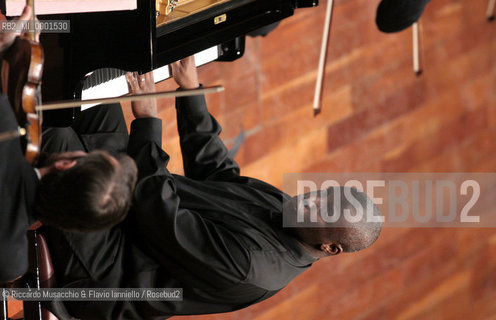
left=80, top=45, right=219, bottom=110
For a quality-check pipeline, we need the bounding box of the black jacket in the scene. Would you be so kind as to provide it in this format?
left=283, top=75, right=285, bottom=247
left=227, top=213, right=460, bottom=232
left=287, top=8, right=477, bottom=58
left=44, top=94, right=317, bottom=319
left=0, top=94, right=38, bottom=283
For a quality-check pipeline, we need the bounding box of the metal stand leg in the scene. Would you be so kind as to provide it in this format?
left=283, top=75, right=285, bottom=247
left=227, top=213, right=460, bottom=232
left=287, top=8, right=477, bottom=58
left=488, top=0, right=496, bottom=21
left=313, top=0, right=334, bottom=116
left=412, top=21, right=423, bottom=76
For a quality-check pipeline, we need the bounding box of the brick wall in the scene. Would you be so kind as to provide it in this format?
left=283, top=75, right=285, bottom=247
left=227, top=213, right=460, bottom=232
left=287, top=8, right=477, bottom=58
left=131, top=0, right=496, bottom=319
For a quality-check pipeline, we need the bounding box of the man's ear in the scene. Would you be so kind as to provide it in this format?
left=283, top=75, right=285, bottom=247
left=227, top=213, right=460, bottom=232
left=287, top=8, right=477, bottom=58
left=53, top=159, right=78, bottom=171
left=320, top=242, right=343, bottom=256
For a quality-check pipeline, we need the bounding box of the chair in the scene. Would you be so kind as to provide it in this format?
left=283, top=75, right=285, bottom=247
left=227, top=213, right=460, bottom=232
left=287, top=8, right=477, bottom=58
left=1, top=227, right=58, bottom=320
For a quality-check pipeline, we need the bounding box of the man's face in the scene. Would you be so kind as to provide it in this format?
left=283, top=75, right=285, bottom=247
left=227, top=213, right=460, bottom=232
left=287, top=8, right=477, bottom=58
left=286, top=190, right=345, bottom=256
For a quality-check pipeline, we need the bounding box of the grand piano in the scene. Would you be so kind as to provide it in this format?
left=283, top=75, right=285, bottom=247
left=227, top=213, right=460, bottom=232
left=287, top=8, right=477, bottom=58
left=15, top=0, right=318, bottom=126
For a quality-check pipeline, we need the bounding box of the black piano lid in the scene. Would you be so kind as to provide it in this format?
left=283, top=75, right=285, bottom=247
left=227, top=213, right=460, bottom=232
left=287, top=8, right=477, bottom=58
left=155, top=0, right=297, bottom=67
left=37, top=0, right=318, bottom=126
left=157, top=0, right=261, bottom=37
left=40, top=0, right=318, bottom=94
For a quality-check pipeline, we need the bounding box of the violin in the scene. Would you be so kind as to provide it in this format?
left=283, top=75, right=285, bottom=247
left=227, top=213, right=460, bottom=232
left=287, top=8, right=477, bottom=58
left=1, top=0, right=44, bottom=165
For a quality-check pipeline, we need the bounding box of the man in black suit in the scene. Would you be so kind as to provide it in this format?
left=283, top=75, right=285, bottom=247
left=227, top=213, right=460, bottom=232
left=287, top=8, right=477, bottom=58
left=42, top=57, right=382, bottom=319
left=0, top=6, right=137, bottom=283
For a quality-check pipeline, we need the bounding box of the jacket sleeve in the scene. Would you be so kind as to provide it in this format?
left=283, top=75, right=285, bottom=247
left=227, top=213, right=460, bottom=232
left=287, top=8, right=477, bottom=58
left=176, top=93, right=241, bottom=181
left=0, top=94, right=38, bottom=282
left=127, top=117, right=169, bottom=181
left=127, top=116, right=250, bottom=290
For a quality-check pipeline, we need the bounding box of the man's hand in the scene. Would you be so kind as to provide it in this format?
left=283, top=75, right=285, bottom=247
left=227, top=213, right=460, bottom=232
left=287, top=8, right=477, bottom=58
left=0, top=6, right=33, bottom=54
left=125, top=71, right=158, bottom=119
left=170, top=56, right=200, bottom=89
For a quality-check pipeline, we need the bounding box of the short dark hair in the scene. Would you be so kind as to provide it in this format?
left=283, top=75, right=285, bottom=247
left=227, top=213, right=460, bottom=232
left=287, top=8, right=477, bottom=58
left=326, top=187, right=383, bottom=253
left=36, top=152, right=137, bottom=232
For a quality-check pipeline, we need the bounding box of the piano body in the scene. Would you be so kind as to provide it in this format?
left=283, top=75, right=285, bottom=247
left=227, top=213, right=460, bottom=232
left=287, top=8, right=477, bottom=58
left=31, top=0, right=318, bottom=126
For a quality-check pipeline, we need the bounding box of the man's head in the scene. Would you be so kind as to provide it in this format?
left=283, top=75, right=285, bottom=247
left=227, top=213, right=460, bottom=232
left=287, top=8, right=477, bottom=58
left=285, top=186, right=383, bottom=258
left=35, top=150, right=138, bottom=232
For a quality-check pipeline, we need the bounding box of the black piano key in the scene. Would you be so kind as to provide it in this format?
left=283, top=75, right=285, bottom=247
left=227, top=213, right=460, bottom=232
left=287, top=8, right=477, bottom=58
left=82, top=68, right=129, bottom=91
left=82, top=73, right=92, bottom=90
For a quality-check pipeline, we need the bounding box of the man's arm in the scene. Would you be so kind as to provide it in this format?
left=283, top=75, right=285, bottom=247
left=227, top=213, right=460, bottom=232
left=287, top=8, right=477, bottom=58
left=172, top=57, right=242, bottom=181
left=125, top=71, right=163, bottom=181
left=125, top=71, right=250, bottom=289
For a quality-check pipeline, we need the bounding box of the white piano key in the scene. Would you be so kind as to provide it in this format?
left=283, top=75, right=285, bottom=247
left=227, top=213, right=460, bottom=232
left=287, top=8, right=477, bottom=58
left=81, top=75, right=129, bottom=110
left=195, top=46, right=218, bottom=66
left=152, top=65, right=170, bottom=83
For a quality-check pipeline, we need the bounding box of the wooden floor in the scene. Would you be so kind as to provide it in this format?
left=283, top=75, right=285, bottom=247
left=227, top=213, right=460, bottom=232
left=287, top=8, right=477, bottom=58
left=8, top=0, right=495, bottom=319
left=145, top=0, right=496, bottom=319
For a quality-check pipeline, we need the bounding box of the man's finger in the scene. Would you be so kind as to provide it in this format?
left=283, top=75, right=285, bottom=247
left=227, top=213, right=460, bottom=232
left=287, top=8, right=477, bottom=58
left=12, top=6, right=33, bottom=38
left=125, top=72, right=134, bottom=86
left=17, top=5, right=32, bottom=28
left=137, top=73, right=146, bottom=89
left=125, top=72, right=140, bottom=92
left=185, top=55, right=195, bottom=62
left=145, top=71, right=154, bottom=83
left=169, top=61, right=178, bottom=74
left=125, top=73, right=133, bottom=90
left=19, top=5, right=32, bottom=21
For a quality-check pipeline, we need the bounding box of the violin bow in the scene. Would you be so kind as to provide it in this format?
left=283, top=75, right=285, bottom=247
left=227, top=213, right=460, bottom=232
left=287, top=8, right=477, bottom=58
left=0, top=86, right=223, bottom=142
left=0, top=128, right=22, bottom=142
left=0, top=87, right=224, bottom=142
left=36, top=85, right=224, bottom=111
